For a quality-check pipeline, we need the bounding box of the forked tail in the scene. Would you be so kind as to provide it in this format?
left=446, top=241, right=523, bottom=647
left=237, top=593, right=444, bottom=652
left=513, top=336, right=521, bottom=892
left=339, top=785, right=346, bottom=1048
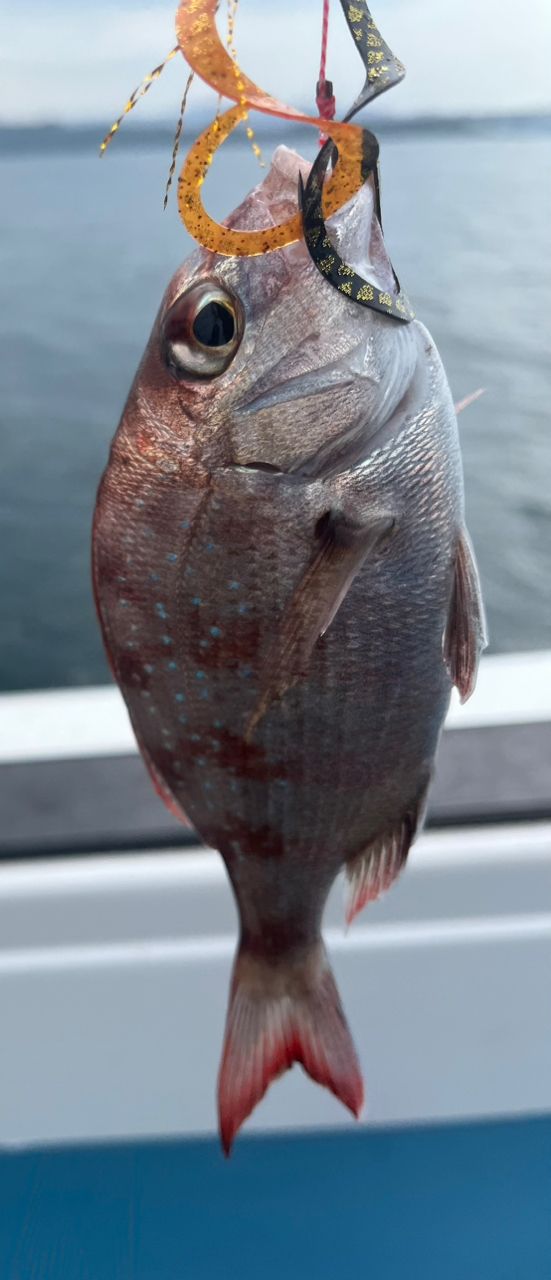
left=218, top=939, right=364, bottom=1155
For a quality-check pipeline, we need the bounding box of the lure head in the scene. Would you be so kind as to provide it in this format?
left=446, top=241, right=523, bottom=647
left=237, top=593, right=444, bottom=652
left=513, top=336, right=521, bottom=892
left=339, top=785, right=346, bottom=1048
left=113, top=145, right=417, bottom=479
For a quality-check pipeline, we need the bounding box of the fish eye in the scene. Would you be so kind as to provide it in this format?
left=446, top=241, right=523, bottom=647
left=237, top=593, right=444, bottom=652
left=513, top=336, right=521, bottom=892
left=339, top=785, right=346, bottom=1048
left=193, top=300, right=236, bottom=348
left=161, top=281, right=243, bottom=381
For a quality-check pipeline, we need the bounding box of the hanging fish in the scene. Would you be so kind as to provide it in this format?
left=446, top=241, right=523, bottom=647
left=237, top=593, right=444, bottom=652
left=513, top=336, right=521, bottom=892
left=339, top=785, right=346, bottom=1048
left=92, top=146, right=486, bottom=1152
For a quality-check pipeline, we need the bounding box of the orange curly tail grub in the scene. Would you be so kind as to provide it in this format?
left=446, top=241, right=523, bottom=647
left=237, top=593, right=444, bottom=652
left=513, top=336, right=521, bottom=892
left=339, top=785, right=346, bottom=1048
left=175, top=0, right=367, bottom=256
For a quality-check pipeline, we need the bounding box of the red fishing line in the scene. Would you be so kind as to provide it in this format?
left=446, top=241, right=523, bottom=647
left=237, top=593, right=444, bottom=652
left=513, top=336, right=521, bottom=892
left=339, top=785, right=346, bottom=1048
left=319, top=0, right=330, bottom=84
left=316, top=0, right=336, bottom=130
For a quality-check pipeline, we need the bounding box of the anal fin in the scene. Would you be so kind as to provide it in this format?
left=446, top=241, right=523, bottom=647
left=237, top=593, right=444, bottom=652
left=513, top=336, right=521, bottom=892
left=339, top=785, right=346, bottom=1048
left=444, top=529, right=487, bottom=703
left=245, top=508, right=394, bottom=739
left=345, top=780, right=430, bottom=925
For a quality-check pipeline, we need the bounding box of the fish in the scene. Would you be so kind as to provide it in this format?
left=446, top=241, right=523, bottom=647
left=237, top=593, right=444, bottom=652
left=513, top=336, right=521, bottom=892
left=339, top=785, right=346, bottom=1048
left=92, top=144, right=486, bottom=1153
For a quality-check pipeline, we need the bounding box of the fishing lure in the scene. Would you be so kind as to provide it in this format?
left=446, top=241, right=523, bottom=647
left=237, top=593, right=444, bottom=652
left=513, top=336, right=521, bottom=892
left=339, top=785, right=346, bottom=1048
left=101, top=0, right=412, bottom=318
left=300, top=1, right=414, bottom=319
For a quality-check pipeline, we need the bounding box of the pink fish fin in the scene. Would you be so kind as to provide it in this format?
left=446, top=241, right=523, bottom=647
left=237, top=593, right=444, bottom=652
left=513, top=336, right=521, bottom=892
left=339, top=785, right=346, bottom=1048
left=454, top=387, right=485, bottom=416
left=218, top=939, right=364, bottom=1155
left=444, top=528, right=488, bottom=704
left=245, top=508, right=395, bottom=740
left=345, top=777, right=431, bottom=926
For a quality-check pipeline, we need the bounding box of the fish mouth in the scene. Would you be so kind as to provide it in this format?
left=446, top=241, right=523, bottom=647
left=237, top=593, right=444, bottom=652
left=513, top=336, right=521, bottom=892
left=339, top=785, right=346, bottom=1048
left=229, top=323, right=425, bottom=481
left=236, top=367, right=358, bottom=415
left=235, top=333, right=373, bottom=416
left=236, top=323, right=420, bottom=419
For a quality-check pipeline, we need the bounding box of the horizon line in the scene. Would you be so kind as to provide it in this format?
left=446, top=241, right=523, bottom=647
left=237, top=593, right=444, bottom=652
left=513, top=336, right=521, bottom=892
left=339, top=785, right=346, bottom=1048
left=2, top=106, right=551, bottom=131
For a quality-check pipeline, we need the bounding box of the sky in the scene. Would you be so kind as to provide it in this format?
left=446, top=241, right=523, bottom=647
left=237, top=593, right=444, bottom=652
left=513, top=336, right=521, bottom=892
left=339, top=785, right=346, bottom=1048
left=1, top=0, right=551, bottom=125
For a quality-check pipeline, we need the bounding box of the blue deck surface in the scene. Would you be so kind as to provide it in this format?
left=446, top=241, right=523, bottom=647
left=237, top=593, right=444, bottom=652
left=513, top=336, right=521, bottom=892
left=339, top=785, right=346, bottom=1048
left=1, top=1116, right=550, bottom=1279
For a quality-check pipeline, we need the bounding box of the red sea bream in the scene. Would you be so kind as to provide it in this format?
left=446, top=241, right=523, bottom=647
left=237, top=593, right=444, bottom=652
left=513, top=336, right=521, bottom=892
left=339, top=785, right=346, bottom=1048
left=93, top=146, right=486, bottom=1152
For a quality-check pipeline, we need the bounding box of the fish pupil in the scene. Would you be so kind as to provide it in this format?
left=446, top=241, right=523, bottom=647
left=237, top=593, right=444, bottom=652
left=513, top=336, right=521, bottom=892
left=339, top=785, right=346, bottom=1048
left=193, top=301, right=235, bottom=348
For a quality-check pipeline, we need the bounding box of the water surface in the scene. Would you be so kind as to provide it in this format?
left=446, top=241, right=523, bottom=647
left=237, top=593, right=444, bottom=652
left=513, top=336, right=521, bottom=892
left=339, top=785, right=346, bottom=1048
left=1, top=132, right=549, bottom=690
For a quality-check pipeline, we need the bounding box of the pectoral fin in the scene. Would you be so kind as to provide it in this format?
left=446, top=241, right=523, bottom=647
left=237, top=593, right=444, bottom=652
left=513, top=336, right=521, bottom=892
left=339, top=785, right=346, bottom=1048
left=245, top=509, right=394, bottom=739
left=444, top=529, right=487, bottom=703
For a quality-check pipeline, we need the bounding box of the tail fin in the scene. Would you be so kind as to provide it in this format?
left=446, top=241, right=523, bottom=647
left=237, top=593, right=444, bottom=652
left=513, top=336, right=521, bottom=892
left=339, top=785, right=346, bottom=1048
left=218, top=940, right=364, bottom=1155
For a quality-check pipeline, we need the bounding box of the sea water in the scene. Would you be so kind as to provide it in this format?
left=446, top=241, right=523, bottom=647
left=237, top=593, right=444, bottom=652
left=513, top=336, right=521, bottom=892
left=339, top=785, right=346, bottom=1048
left=0, top=132, right=549, bottom=689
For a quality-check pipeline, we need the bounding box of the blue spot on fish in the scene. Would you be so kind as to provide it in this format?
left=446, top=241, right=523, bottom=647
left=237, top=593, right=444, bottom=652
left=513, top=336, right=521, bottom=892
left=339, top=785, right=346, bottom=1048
left=238, top=602, right=249, bottom=615
left=166, top=552, right=177, bottom=563
left=161, top=635, right=173, bottom=647
left=175, top=693, right=185, bottom=703
left=199, top=639, right=210, bottom=649
left=239, top=664, right=253, bottom=679
left=180, top=519, right=190, bottom=530
left=199, top=688, right=209, bottom=700
left=228, top=580, right=240, bottom=591
left=210, top=626, right=222, bottom=638
left=191, top=596, right=202, bottom=606
left=135, top=498, right=145, bottom=507
left=144, top=664, right=155, bottom=674
left=195, top=670, right=207, bottom=681
left=155, top=603, right=168, bottom=619
left=214, top=719, right=223, bottom=730
left=191, top=733, right=201, bottom=743
left=205, top=542, right=215, bottom=553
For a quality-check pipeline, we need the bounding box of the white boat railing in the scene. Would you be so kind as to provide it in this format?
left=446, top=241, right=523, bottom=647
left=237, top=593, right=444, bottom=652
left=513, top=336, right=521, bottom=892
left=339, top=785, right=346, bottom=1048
left=0, top=650, right=549, bottom=1149
left=1, top=650, right=551, bottom=764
